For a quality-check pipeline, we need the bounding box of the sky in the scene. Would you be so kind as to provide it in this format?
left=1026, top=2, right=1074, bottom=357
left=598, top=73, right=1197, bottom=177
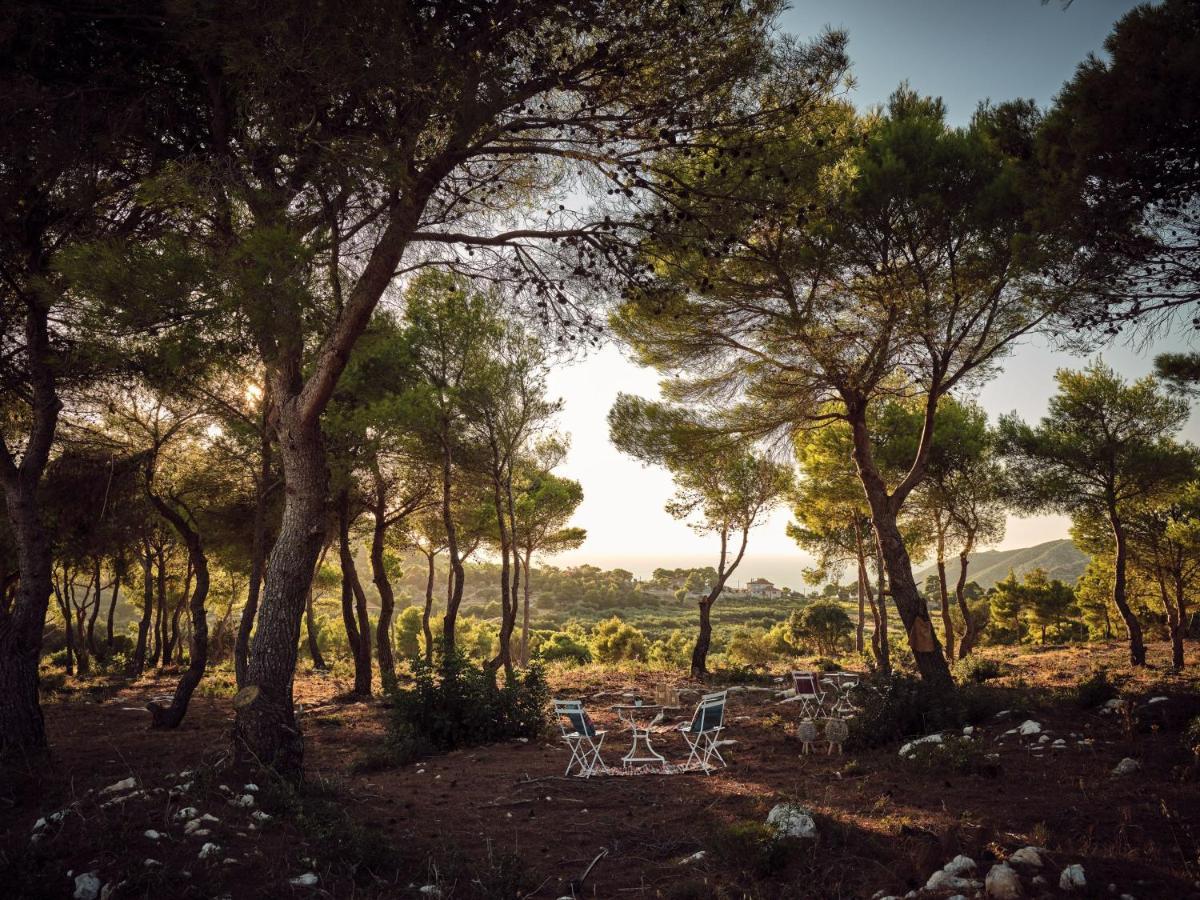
left=541, top=0, right=1195, bottom=589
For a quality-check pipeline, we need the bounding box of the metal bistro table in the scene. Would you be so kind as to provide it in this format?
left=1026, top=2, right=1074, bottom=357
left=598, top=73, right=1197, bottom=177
left=610, top=702, right=679, bottom=769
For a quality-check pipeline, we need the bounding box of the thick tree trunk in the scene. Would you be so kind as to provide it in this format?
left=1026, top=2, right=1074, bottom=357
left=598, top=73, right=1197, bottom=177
left=1109, top=511, right=1146, bottom=666
left=150, top=546, right=166, bottom=668
left=1162, top=576, right=1185, bottom=670
left=130, top=545, right=153, bottom=675
left=236, top=415, right=272, bottom=689
left=370, top=503, right=397, bottom=691
left=0, top=300, right=61, bottom=761
left=232, top=407, right=329, bottom=779
left=146, top=491, right=210, bottom=728
left=0, top=485, right=57, bottom=759
left=690, top=598, right=713, bottom=680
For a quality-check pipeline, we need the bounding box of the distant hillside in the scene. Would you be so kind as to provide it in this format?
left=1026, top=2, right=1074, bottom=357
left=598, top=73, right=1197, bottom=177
left=914, top=539, right=1088, bottom=590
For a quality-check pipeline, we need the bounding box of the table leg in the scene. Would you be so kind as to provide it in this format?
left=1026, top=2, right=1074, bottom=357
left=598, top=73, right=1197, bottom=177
left=623, top=729, right=667, bottom=767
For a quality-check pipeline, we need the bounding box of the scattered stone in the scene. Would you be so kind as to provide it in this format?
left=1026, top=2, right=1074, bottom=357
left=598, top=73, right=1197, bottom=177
left=243, top=783, right=259, bottom=792
left=289, top=873, right=319, bottom=887
left=1038, top=734, right=1051, bottom=744
left=1060, top=864, right=1086, bottom=891
left=143, top=830, right=162, bottom=841
left=925, top=870, right=979, bottom=893
left=984, top=862, right=1022, bottom=899
left=1009, top=847, right=1043, bottom=869
left=994, top=710, right=1012, bottom=719
left=766, top=803, right=817, bottom=839
left=1018, top=720, right=1042, bottom=736
left=229, top=794, right=255, bottom=809
left=73, top=872, right=102, bottom=900
left=943, top=855, right=976, bottom=878
left=1148, top=696, right=1168, bottom=705
left=679, top=850, right=707, bottom=864
left=99, top=777, right=137, bottom=796
left=174, top=806, right=199, bottom=821
left=962, top=726, right=975, bottom=736
left=1112, top=758, right=1140, bottom=776
left=143, top=859, right=162, bottom=868
left=418, top=886, right=442, bottom=897
left=251, top=810, right=272, bottom=824
left=1052, top=739, right=1067, bottom=751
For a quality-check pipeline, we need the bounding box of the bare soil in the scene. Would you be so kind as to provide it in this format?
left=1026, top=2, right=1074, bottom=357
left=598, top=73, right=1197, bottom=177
left=3, top=641, right=1200, bottom=899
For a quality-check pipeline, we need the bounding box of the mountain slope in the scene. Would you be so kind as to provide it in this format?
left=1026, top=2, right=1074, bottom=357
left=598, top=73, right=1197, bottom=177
left=914, top=539, right=1088, bottom=590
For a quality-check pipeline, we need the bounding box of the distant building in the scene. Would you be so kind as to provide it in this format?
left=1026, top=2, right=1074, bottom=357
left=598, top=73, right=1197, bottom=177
left=746, top=577, right=781, bottom=599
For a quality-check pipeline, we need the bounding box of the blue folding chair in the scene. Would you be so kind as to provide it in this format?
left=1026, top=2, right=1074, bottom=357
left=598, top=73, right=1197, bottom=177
left=553, top=699, right=607, bottom=778
left=677, top=690, right=729, bottom=773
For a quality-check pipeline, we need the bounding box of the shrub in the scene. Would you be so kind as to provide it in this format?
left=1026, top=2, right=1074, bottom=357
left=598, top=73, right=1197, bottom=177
left=787, top=602, right=853, bottom=656
left=705, top=820, right=790, bottom=878
left=535, top=631, right=593, bottom=666
left=846, top=671, right=959, bottom=751
left=725, top=627, right=780, bottom=668
left=1074, top=669, right=1118, bottom=709
left=385, top=650, right=551, bottom=764
left=590, top=616, right=648, bottom=663
left=648, top=629, right=692, bottom=668
left=953, top=654, right=1003, bottom=684
left=901, top=735, right=1001, bottom=777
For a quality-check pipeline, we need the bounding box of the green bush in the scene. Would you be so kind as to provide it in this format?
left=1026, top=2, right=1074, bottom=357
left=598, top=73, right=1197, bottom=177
left=590, top=616, right=648, bottom=663
left=1074, top=669, right=1118, bottom=709
left=953, top=654, right=1003, bottom=684
left=535, top=631, right=592, bottom=666
left=901, top=735, right=1001, bottom=777
left=386, top=650, right=551, bottom=764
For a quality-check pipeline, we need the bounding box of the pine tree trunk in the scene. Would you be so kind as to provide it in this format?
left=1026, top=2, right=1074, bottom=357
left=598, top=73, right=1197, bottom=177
left=86, top=557, right=102, bottom=660
left=875, top=549, right=890, bottom=675
left=371, top=505, right=397, bottom=691
left=690, top=599, right=713, bottom=679
left=106, top=564, right=121, bottom=650
left=236, top=423, right=272, bottom=689
left=232, top=407, right=329, bottom=779
left=0, top=481, right=56, bottom=760
left=146, top=491, right=210, bottom=728
left=337, top=492, right=371, bottom=696
left=1172, top=578, right=1187, bottom=670
left=935, top=530, right=955, bottom=661
left=150, top=546, right=166, bottom=668
left=520, top=549, right=532, bottom=667
left=486, top=462, right=515, bottom=679
left=955, top=547, right=980, bottom=658
left=422, top=551, right=436, bottom=664
left=1109, top=509, right=1146, bottom=666
left=305, top=568, right=327, bottom=671
left=440, top=424, right=465, bottom=655
left=130, top=544, right=153, bottom=676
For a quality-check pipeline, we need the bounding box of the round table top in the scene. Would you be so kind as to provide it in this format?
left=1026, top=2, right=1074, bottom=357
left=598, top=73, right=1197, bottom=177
left=609, top=703, right=680, bottom=712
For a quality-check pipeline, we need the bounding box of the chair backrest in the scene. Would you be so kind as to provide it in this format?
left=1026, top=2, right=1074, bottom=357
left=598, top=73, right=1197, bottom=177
left=553, top=699, right=596, bottom=737
left=688, top=690, right=727, bottom=734
left=791, top=670, right=821, bottom=698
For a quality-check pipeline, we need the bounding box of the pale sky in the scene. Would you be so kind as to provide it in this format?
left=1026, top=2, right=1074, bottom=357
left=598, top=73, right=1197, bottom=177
left=542, top=0, right=1196, bottom=589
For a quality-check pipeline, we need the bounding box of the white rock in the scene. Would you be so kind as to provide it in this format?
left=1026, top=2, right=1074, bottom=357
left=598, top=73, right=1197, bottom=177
left=962, top=726, right=975, bottom=736
left=143, top=859, right=162, bottom=868
left=251, top=810, right=272, bottom=823
left=73, top=872, right=102, bottom=900
left=679, top=850, right=707, bottom=864
left=1009, top=847, right=1043, bottom=869
left=1038, top=734, right=1051, bottom=744
left=244, top=783, right=259, bottom=792
left=985, top=862, right=1022, bottom=900
left=143, top=830, right=162, bottom=841
left=994, top=710, right=1012, bottom=719
left=899, top=733, right=944, bottom=758
left=99, top=777, right=137, bottom=796
left=1018, top=720, right=1042, bottom=736
left=289, top=873, right=319, bottom=887
left=174, top=806, right=199, bottom=821
left=925, top=870, right=979, bottom=893
left=1112, top=757, right=1140, bottom=776
left=943, top=855, right=976, bottom=877
left=418, top=887, right=441, bottom=897
left=229, top=794, right=255, bottom=808
left=1148, top=696, right=1168, bottom=705
left=198, top=842, right=220, bottom=860
left=1060, top=864, right=1086, bottom=891
left=766, top=803, right=817, bottom=839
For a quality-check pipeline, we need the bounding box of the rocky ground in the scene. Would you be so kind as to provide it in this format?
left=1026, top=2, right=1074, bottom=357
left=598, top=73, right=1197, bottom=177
left=3, top=640, right=1200, bottom=899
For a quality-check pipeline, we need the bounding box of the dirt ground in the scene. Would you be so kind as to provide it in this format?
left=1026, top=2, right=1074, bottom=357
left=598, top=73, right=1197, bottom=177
left=3, top=641, right=1200, bottom=899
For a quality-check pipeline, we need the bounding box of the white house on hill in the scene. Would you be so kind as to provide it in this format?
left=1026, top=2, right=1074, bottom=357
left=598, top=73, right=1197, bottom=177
left=746, top=577, right=781, bottom=599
